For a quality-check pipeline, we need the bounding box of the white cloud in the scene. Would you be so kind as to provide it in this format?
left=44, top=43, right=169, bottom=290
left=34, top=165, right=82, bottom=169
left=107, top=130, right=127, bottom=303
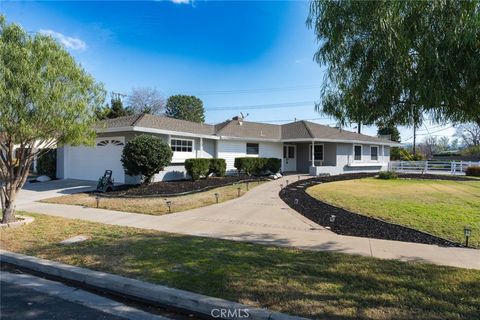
left=39, top=29, right=87, bottom=51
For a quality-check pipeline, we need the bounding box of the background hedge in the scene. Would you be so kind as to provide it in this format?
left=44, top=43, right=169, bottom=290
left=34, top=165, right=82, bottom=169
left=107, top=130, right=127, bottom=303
left=465, top=165, right=480, bottom=177
left=36, top=149, right=56, bottom=178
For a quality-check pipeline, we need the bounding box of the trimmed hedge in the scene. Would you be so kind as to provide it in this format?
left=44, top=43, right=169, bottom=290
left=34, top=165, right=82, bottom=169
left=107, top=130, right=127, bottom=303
left=234, top=157, right=281, bottom=176
left=209, top=158, right=226, bottom=177
left=185, top=158, right=210, bottom=181
left=378, top=170, right=398, bottom=180
left=465, top=165, right=480, bottom=177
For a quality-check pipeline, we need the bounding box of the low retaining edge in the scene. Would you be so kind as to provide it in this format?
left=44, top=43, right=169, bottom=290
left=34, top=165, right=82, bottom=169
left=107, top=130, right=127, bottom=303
left=0, top=250, right=309, bottom=320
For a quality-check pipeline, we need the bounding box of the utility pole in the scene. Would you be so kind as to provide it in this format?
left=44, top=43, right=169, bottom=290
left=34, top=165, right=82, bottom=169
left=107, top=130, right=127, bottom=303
left=111, top=91, right=127, bottom=101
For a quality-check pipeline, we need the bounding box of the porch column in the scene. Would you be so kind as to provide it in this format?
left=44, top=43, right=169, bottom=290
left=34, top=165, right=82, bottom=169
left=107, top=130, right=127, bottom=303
left=381, top=145, right=385, bottom=163
left=199, top=137, right=204, bottom=158
left=311, top=140, right=315, bottom=166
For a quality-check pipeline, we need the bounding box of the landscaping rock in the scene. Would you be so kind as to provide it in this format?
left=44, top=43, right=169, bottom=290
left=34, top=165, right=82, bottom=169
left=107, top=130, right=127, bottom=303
left=60, top=235, right=90, bottom=245
left=36, top=175, right=51, bottom=182
left=280, top=172, right=467, bottom=247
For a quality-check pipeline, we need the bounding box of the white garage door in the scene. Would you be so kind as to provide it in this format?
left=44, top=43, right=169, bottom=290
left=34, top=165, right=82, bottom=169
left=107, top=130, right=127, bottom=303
left=66, top=137, right=125, bottom=183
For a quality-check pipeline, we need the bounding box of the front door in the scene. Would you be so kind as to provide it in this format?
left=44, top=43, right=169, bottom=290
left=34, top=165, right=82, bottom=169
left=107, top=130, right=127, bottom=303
left=283, top=145, right=296, bottom=172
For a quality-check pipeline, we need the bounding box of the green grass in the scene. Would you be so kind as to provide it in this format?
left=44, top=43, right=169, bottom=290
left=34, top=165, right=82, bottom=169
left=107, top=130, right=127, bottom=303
left=307, top=178, right=480, bottom=247
left=41, top=182, right=263, bottom=215
left=1, top=213, right=479, bottom=319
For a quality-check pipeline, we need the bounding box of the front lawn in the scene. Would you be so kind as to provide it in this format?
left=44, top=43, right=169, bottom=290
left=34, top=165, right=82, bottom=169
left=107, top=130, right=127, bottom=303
left=41, top=181, right=262, bottom=215
left=307, top=178, right=480, bottom=247
left=1, top=213, right=479, bottom=319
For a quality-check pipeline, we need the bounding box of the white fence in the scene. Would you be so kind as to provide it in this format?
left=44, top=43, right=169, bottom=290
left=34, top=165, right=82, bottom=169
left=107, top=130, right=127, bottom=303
left=388, top=160, right=480, bottom=175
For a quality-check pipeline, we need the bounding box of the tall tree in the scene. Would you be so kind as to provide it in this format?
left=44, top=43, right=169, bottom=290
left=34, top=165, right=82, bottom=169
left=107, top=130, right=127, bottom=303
left=377, top=125, right=401, bottom=143
left=127, top=87, right=165, bottom=115
left=454, top=123, right=480, bottom=147
left=165, top=95, right=205, bottom=123
left=0, top=16, right=105, bottom=223
left=308, top=0, right=480, bottom=128
left=95, top=97, right=132, bottom=120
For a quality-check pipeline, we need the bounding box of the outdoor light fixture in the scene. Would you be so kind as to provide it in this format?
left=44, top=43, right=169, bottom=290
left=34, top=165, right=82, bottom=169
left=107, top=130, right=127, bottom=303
left=280, top=184, right=283, bottom=189
left=286, top=179, right=289, bottom=185
left=246, top=182, right=249, bottom=191
left=298, top=175, right=301, bottom=181
left=464, top=226, right=472, bottom=247
left=329, top=215, right=336, bottom=223
left=294, top=198, right=299, bottom=205
left=95, top=195, right=100, bottom=208
left=237, top=187, right=241, bottom=197
left=214, top=193, right=219, bottom=204
left=165, top=200, right=172, bottom=213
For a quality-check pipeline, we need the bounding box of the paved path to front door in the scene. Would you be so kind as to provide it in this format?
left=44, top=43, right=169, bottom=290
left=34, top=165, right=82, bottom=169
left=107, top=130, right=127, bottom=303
left=18, top=177, right=480, bottom=270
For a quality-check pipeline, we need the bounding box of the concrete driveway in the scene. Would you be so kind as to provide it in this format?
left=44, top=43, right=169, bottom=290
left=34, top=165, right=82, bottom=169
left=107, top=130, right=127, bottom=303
left=17, top=176, right=480, bottom=270
left=16, top=179, right=96, bottom=206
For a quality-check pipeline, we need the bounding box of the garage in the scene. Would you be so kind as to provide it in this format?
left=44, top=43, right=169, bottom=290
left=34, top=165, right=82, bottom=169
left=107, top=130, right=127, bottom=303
left=61, top=137, right=125, bottom=184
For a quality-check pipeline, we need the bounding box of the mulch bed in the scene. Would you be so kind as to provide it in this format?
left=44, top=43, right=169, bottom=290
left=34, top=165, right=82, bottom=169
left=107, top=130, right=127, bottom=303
left=94, top=175, right=265, bottom=198
left=279, top=173, right=478, bottom=247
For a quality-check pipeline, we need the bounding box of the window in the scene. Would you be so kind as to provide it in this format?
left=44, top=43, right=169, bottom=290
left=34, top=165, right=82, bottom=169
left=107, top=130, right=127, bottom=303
left=354, top=145, right=362, bottom=161
left=96, top=139, right=124, bottom=147
left=309, top=144, right=324, bottom=161
left=370, top=146, right=379, bottom=161
left=246, top=143, right=259, bottom=155
left=171, top=139, right=193, bottom=152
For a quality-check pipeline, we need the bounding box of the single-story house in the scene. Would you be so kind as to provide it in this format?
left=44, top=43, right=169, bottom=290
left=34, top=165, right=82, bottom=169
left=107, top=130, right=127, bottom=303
left=56, top=114, right=401, bottom=183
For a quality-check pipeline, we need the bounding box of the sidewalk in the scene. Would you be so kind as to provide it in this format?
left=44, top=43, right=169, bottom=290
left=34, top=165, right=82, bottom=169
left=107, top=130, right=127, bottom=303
left=18, top=177, right=480, bottom=270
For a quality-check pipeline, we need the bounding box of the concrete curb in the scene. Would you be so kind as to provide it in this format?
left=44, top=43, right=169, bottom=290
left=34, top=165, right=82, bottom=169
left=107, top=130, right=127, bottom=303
left=0, top=250, right=309, bottom=320
left=1, top=271, right=170, bottom=320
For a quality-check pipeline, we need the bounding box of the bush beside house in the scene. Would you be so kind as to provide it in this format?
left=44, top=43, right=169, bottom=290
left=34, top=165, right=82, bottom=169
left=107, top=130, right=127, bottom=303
left=184, top=158, right=227, bottom=181
left=121, top=135, right=173, bottom=184
left=234, top=157, right=281, bottom=176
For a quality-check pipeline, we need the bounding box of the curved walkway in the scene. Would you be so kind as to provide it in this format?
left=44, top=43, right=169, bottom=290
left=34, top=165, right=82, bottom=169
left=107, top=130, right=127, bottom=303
left=18, top=177, right=480, bottom=270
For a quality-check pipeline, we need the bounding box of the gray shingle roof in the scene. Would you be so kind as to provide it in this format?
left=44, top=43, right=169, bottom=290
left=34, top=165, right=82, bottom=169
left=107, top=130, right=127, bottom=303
left=96, top=114, right=396, bottom=144
left=96, top=114, right=215, bottom=135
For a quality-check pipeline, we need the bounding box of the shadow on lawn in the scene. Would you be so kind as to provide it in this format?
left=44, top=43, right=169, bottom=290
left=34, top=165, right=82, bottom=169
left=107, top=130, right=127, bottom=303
left=23, top=232, right=480, bottom=320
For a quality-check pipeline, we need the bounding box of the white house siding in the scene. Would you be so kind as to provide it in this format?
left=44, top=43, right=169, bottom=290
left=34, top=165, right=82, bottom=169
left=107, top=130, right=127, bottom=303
left=216, top=140, right=282, bottom=173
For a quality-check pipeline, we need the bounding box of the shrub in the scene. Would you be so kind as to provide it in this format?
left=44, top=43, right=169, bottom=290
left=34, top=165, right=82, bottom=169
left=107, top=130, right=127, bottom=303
left=462, top=146, right=480, bottom=157
left=378, top=170, right=398, bottom=180
left=209, top=158, right=226, bottom=177
left=121, top=135, right=172, bottom=184
left=465, top=166, right=480, bottom=177
left=234, top=157, right=281, bottom=176
left=36, top=149, right=56, bottom=178
left=185, top=158, right=210, bottom=181
left=266, top=158, right=281, bottom=174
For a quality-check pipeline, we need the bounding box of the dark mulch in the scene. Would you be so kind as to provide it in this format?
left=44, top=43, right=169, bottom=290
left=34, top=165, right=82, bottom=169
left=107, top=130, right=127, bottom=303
left=96, top=175, right=264, bottom=198
left=279, top=173, right=477, bottom=247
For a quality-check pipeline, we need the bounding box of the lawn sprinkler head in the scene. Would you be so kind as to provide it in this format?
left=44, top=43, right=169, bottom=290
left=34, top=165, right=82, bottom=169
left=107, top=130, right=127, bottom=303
left=165, top=200, right=172, bottom=213
left=464, top=226, right=472, bottom=247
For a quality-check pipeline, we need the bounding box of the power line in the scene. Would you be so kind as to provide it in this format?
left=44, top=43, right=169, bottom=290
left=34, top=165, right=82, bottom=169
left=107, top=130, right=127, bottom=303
left=404, top=126, right=453, bottom=141
left=206, top=100, right=316, bottom=111
left=194, top=84, right=321, bottom=96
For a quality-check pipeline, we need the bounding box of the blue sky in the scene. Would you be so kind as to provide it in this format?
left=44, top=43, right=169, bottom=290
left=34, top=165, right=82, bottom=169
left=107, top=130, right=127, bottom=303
left=1, top=0, right=454, bottom=142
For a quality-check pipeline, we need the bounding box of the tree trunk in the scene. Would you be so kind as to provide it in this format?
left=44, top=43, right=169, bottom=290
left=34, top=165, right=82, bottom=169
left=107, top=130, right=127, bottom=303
left=413, top=124, right=417, bottom=155
left=1, top=191, right=17, bottom=224
left=357, top=122, right=361, bottom=134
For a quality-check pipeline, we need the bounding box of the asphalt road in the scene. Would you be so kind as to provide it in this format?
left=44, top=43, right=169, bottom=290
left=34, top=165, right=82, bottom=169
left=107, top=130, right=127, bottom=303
left=1, top=280, right=127, bottom=320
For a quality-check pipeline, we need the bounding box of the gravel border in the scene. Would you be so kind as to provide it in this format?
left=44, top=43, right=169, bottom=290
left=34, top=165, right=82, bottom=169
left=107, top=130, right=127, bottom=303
left=279, top=173, right=477, bottom=247
left=93, top=178, right=267, bottom=199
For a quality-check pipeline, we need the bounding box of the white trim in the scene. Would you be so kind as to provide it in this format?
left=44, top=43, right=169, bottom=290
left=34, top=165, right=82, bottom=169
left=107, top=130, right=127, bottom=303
left=370, top=145, right=379, bottom=162
left=347, top=162, right=387, bottom=167
left=96, top=126, right=401, bottom=146
left=97, top=126, right=219, bottom=140
left=353, top=144, right=363, bottom=162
